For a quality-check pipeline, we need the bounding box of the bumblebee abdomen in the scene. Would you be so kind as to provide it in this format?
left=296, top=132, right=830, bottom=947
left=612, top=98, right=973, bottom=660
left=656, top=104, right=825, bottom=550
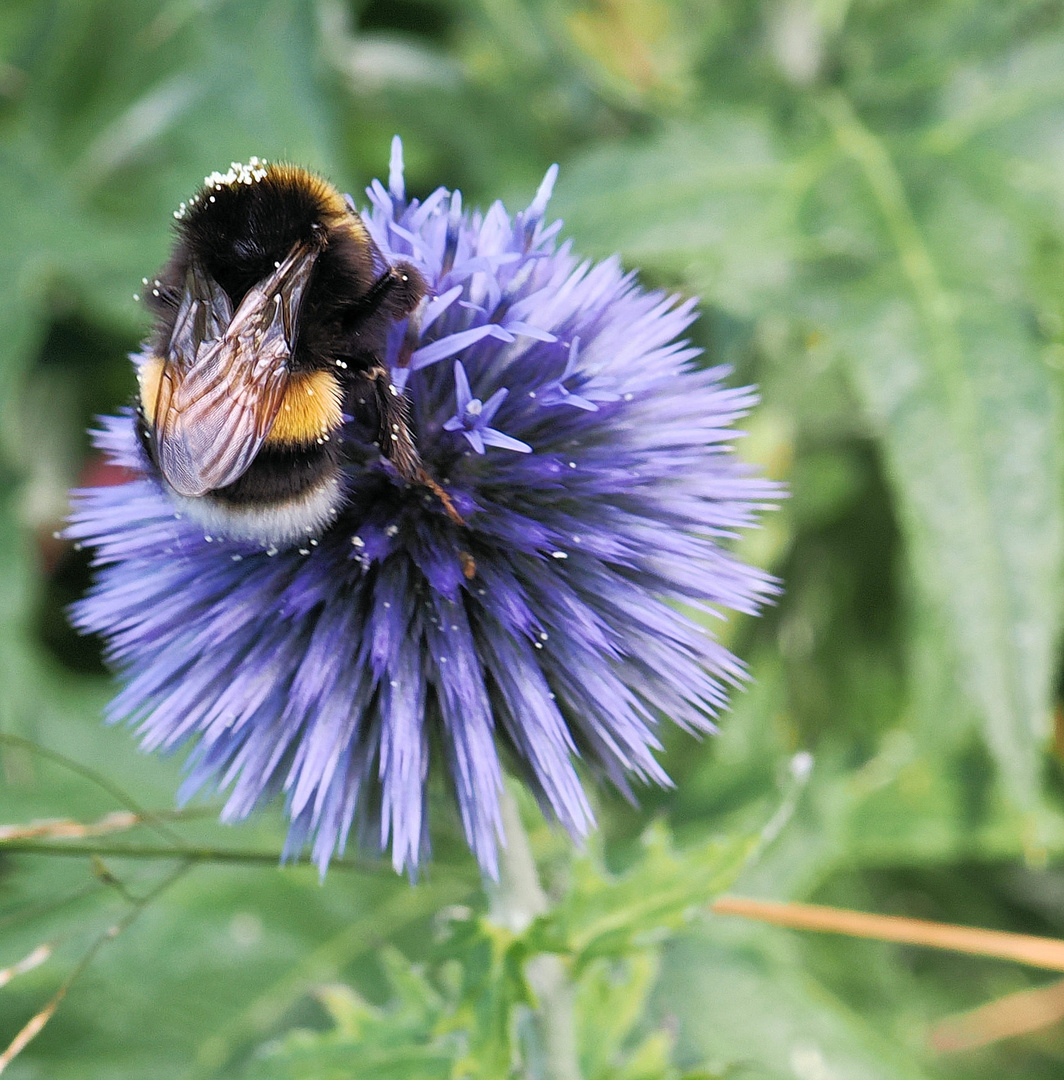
left=211, top=442, right=341, bottom=506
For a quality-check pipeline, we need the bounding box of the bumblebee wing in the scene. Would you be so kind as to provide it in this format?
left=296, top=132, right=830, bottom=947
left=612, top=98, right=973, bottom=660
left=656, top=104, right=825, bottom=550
left=152, top=243, right=319, bottom=497
left=152, top=261, right=236, bottom=434
left=154, top=272, right=293, bottom=498
left=154, top=330, right=290, bottom=498
left=168, top=261, right=233, bottom=364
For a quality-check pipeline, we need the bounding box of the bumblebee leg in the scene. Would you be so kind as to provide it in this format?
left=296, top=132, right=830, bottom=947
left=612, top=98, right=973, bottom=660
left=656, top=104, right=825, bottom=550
left=367, top=365, right=464, bottom=525
left=367, top=364, right=420, bottom=479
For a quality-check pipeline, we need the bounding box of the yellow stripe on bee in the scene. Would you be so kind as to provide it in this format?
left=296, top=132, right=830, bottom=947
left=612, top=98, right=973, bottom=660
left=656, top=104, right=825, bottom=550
left=267, top=369, right=344, bottom=445
left=138, top=356, right=166, bottom=425
left=140, top=357, right=342, bottom=446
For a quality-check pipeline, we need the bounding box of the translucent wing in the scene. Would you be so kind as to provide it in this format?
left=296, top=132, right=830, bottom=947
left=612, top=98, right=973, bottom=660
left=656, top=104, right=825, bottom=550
left=154, top=329, right=290, bottom=498
left=152, top=241, right=319, bottom=497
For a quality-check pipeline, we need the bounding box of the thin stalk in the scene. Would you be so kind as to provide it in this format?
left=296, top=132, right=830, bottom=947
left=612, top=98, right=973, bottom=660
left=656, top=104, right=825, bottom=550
left=0, top=733, right=187, bottom=847
left=930, top=977, right=1064, bottom=1053
left=0, top=860, right=191, bottom=1074
left=0, top=838, right=381, bottom=870
left=712, top=895, right=1064, bottom=971
left=488, top=786, right=582, bottom=1080
left=0, top=806, right=217, bottom=842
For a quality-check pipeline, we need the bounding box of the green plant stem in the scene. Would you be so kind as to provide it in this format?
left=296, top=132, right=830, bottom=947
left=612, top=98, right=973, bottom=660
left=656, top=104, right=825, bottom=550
left=488, top=785, right=582, bottom=1080
left=0, top=733, right=188, bottom=847
left=0, top=838, right=389, bottom=872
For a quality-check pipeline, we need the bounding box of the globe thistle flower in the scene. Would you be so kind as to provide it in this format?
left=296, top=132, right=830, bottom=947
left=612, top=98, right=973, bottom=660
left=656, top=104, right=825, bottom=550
left=67, top=140, right=778, bottom=876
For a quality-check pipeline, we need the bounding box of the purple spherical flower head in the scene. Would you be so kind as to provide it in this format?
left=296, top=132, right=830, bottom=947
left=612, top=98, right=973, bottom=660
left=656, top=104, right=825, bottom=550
left=67, top=139, right=779, bottom=876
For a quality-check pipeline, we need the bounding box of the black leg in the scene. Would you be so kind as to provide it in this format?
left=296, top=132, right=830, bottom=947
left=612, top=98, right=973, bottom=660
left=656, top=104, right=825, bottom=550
left=368, top=363, right=422, bottom=481
left=361, top=364, right=464, bottom=525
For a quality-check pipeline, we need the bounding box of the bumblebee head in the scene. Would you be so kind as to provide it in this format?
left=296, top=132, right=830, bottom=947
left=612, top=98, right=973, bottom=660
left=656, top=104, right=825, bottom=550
left=151, top=161, right=375, bottom=364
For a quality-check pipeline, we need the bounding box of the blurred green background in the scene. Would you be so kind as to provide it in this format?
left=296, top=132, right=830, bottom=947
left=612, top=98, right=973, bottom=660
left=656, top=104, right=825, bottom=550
left=6, top=0, right=1064, bottom=1077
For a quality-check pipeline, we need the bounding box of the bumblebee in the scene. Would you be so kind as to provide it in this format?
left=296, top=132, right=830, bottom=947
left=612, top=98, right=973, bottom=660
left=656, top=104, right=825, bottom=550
left=136, top=159, right=436, bottom=546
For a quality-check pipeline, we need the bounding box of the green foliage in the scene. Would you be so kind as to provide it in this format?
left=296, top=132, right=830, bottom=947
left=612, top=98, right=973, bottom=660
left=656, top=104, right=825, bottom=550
left=6, top=0, right=1064, bottom=1077
left=240, top=813, right=755, bottom=1080
left=529, top=824, right=755, bottom=966
left=559, top=85, right=1064, bottom=817
left=245, top=955, right=459, bottom=1079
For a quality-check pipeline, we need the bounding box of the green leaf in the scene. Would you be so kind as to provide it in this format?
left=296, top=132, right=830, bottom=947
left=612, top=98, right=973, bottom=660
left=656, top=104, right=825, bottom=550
left=556, top=111, right=803, bottom=314
left=561, top=90, right=1064, bottom=820
left=533, top=823, right=755, bottom=966
left=813, top=92, right=1064, bottom=814
left=657, top=919, right=940, bottom=1080
left=244, top=954, right=458, bottom=1080
left=575, top=951, right=661, bottom=1078
left=441, top=917, right=531, bottom=1078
